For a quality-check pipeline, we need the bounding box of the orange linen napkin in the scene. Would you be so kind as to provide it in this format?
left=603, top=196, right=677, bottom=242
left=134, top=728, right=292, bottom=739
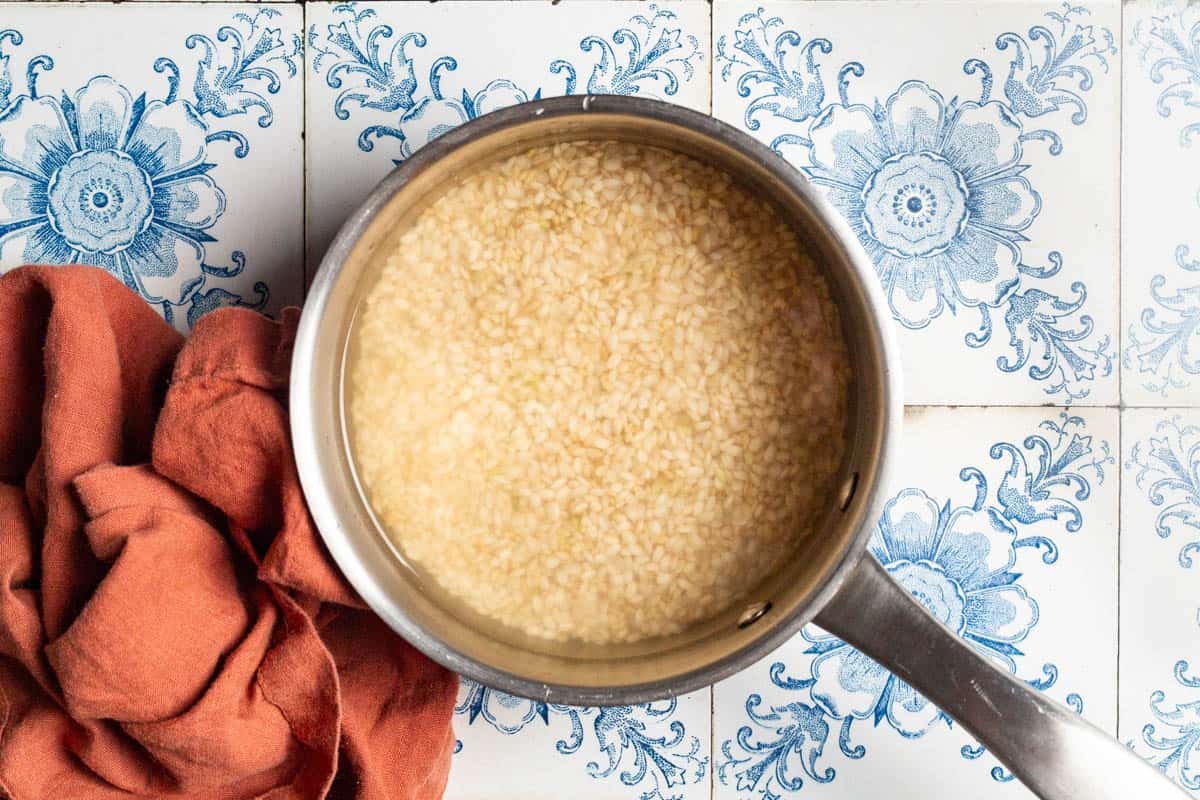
left=0, top=265, right=458, bottom=799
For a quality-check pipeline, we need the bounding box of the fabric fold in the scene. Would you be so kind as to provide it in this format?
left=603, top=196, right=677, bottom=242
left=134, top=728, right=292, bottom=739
left=0, top=265, right=457, bottom=800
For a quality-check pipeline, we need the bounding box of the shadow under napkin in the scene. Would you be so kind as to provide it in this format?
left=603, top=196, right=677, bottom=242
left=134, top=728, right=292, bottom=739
left=0, top=266, right=457, bottom=800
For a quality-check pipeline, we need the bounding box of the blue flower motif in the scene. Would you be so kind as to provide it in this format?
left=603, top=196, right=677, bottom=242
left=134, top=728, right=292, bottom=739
left=456, top=679, right=553, bottom=733
left=0, top=76, right=223, bottom=303
left=0, top=30, right=22, bottom=113
left=805, top=81, right=1037, bottom=328
left=1127, top=9, right=1200, bottom=397
left=310, top=3, right=703, bottom=164
left=391, top=76, right=535, bottom=160
left=577, top=704, right=707, bottom=795
left=186, top=10, right=302, bottom=128
left=1125, top=247, right=1200, bottom=395
left=1139, top=660, right=1200, bottom=791
left=804, top=488, right=1038, bottom=736
left=0, top=10, right=295, bottom=326
left=572, top=5, right=701, bottom=97
left=1133, top=9, right=1200, bottom=147
left=997, top=11, right=1115, bottom=124
left=717, top=680, right=854, bottom=796
left=1127, top=416, right=1200, bottom=569
left=716, top=11, right=832, bottom=127
left=991, top=424, right=1102, bottom=533
left=717, top=3, right=1117, bottom=401
left=455, top=680, right=707, bottom=799
left=718, top=413, right=1104, bottom=795
left=308, top=4, right=427, bottom=119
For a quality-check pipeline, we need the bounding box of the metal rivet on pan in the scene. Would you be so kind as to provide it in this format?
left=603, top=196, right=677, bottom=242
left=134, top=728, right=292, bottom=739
left=737, top=601, right=772, bottom=629
left=838, top=471, right=860, bottom=512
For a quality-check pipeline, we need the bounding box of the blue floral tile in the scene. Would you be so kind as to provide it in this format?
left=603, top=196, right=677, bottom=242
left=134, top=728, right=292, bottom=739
left=712, top=1, right=1121, bottom=406
left=304, top=3, right=714, bottom=797
left=0, top=3, right=303, bottom=330
left=1123, top=1, right=1200, bottom=407
left=447, top=683, right=711, bottom=800
left=0, top=0, right=1164, bottom=796
left=713, top=406, right=1118, bottom=798
left=304, top=0, right=712, bottom=270
left=1120, top=409, right=1200, bottom=794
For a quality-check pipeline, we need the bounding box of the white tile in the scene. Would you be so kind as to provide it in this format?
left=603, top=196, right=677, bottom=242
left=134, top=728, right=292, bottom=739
left=1120, top=409, right=1200, bottom=794
left=305, top=0, right=712, bottom=271
left=447, top=682, right=712, bottom=800
left=307, top=9, right=715, bottom=797
left=712, top=1, right=1120, bottom=405
left=1122, top=2, right=1200, bottom=406
left=714, top=406, right=1119, bottom=798
left=0, top=3, right=303, bottom=330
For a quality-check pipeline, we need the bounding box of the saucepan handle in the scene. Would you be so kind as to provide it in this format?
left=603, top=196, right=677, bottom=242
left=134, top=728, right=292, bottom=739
left=813, top=555, right=1185, bottom=799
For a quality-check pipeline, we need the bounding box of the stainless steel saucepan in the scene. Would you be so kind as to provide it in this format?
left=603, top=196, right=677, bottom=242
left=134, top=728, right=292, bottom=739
left=291, top=95, right=1182, bottom=799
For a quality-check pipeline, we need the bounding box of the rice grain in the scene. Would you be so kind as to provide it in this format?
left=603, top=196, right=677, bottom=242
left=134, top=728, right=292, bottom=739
left=348, top=141, right=851, bottom=645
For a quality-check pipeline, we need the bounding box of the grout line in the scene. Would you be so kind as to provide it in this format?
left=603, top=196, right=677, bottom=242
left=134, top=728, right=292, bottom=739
left=1117, top=0, right=1125, bottom=411
left=710, top=686, right=716, bottom=800
left=892, top=404, right=1126, bottom=410
left=1115, top=404, right=1123, bottom=740
left=892, top=403, right=1136, bottom=409
left=1114, top=1, right=1124, bottom=742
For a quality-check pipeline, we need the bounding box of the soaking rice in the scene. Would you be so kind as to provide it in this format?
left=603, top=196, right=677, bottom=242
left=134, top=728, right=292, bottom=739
left=348, top=140, right=851, bottom=644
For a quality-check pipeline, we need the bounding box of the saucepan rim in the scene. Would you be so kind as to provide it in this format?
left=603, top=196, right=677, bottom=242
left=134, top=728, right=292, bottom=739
left=290, top=94, right=902, bottom=705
